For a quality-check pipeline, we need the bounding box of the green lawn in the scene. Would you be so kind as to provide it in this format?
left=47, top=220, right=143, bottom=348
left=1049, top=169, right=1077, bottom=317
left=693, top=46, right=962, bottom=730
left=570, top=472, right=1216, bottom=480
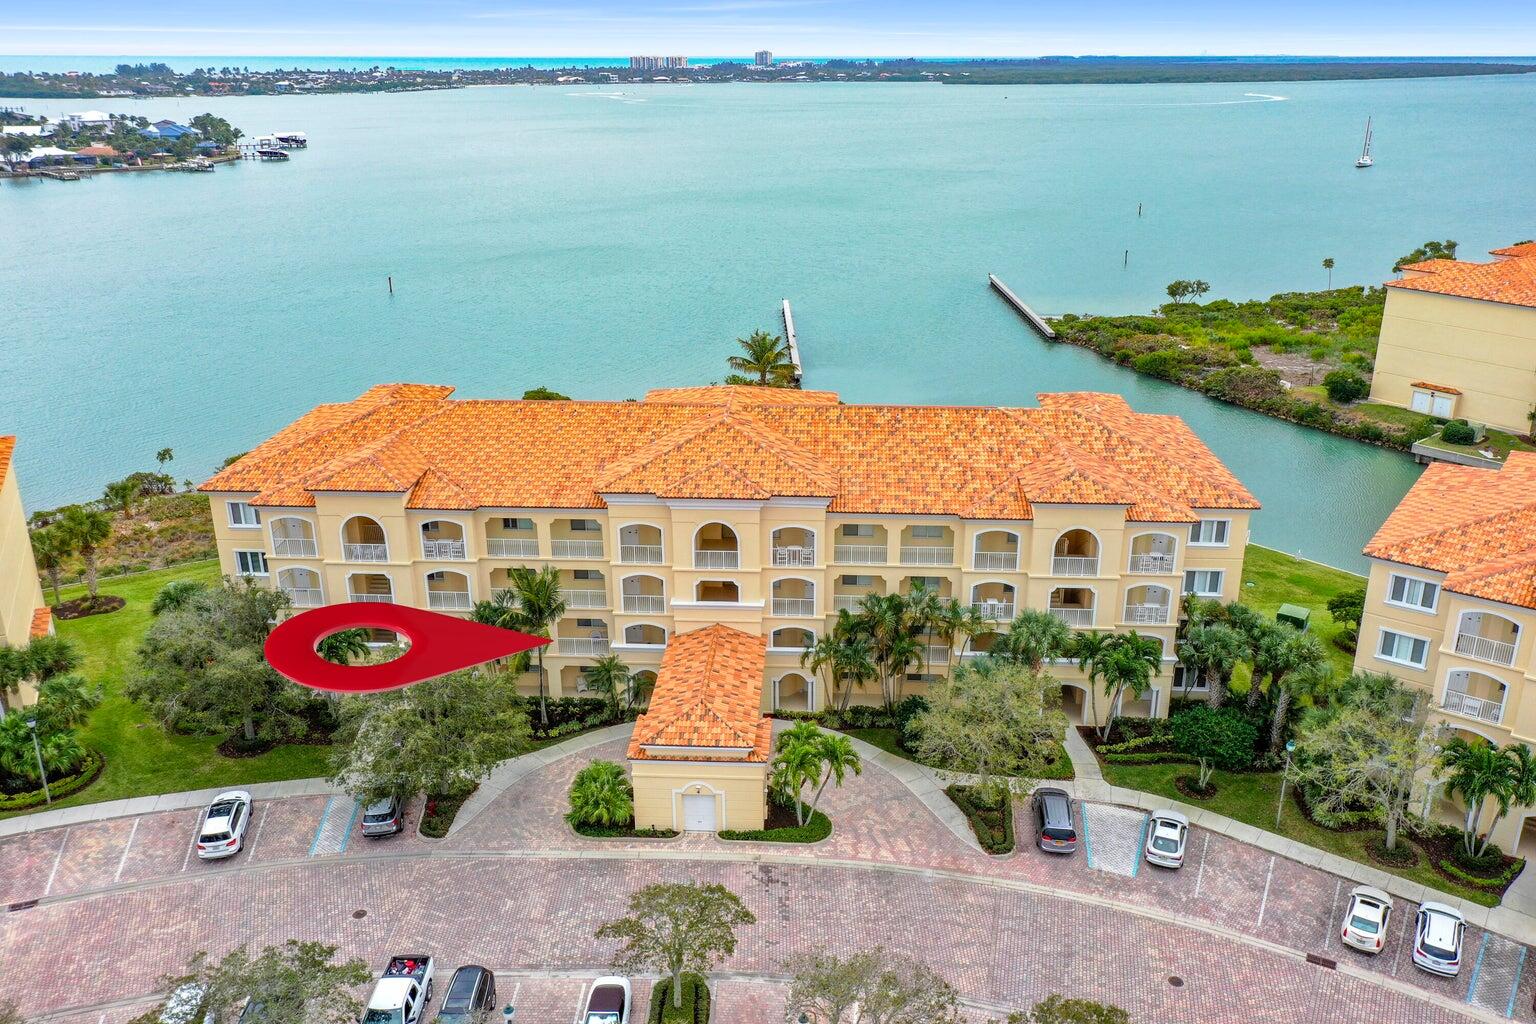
left=1415, top=428, right=1536, bottom=462
left=1239, top=544, right=1365, bottom=677
left=9, top=561, right=333, bottom=818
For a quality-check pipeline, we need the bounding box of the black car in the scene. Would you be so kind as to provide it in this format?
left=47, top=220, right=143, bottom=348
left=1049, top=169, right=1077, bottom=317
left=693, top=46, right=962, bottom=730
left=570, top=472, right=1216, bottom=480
left=435, top=966, right=496, bottom=1024
left=1032, top=787, right=1078, bottom=854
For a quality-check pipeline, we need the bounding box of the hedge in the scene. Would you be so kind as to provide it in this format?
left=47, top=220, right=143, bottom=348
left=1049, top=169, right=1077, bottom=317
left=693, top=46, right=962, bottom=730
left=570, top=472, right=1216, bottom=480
left=946, top=784, right=1014, bottom=854
left=1096, top=733, right=1172, bottom=756
left=1103, top=751, right=1199, bottom=766
left=0, top=749, right=104, bottom=812
left=648, top=974, right=709, bottom=1024
left=1439, top=857, right=1525, bottom=889
left=572, top=821, right=678, bottom=839
left=719, top=806, right=831, bottom=844
left=419, top=787, right=475, bottom=838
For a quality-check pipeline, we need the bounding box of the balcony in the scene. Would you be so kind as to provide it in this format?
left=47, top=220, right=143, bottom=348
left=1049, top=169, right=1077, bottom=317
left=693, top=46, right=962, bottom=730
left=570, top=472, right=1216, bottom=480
left=427, top=591, right=472, bottom=611
left=1129, top=553, right=1176, bottom=575
left=621, top=593, right=665, bottom=614
left=566, top=589, right=608, bottom=609
left=973, top=551, right=1018, bottom=571
left=1454, top=632, right=1518, bottom=668
left=350, top=592, right=394, bottom=604
left=1050, top=607, right=1094, bottom=627
left=772, top=546, right=816, bottom=568
left=551, top=539, right=604, bottom=559
left=1443, top=689, right=1505, bottom=724
left=834, top=544, right=885, bottom=565
left=1052, top=556, right=1099, bottom=577
left=833, top=594, right=864, bottom=613
left=972, top=600, right=1015, bottom=621
left=272, top=538, right=318, bottom=558
left=694, top=549, right=740, bottom=569
left=900, top=545, right=953, bottom=566
left=487, top=537, right=539, bottom=558
left=557, top=638, right=610, bottom=656
left=772, top=597, right=816, bottom=617
left=421, top=539, right=466, bottom=560
left=343, top=543, right=388, bottom=562
left=282, top=587, right=324, bottom=607
left=1124, top=602, right=1171, bottom=625
left=620, top=544, right=664, bottom=564
left=921, top=645, right=951, bottom=664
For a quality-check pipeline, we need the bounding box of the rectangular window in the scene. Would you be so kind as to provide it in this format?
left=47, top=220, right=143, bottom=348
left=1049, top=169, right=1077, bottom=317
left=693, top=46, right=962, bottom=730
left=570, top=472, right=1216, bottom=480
left=1376, top=629, right=1429, bottom=669
left=1386, top=574, right=1440, bottom=612
left=570, top=519, right=599, bottom=532
left=841, top=575, right=873, bottom=587
left=910, top=576, right=943, bottom=591
left=1189, top=519, right=1230, bottom=546
left=501, top=517, right=533, bottom=531
left=1183, top=570, right=1225, bottom=597
left=234, top=550, right=268, bottom=576
left=842, top=524, right=874, bottom=538
left=573, top=569, right=601, bottom=580
left=227, top=501, right=260, bottom=528
left=575, top=618, right=605, bottom=629
left=911, top=525, right=944, bottom=539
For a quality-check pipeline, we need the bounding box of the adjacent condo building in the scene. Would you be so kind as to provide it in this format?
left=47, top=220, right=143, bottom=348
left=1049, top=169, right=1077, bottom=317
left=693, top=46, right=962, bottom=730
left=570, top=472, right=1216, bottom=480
left=1357, top=451, right=1536, bottom=855
left=200, top=384, right=1258, bottom=725
left=0, top=436, right=54, bottom=707
left=1369, top=243, right=1536, bottom=433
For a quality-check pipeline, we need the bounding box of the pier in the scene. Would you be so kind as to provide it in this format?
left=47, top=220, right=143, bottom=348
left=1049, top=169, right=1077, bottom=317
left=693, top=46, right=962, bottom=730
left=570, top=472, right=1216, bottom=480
left=780, top=299, right=804, bottom=385
left=988, top=274, right=1057, bottom=340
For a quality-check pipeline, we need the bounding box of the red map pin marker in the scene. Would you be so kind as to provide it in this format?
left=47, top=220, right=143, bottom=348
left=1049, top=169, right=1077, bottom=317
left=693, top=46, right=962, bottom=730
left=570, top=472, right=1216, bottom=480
left=264, top=603, right=549, bottom=694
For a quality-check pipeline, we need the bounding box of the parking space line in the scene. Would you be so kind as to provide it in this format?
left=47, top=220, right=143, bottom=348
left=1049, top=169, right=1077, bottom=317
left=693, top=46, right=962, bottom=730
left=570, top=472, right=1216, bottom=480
left=1391, top=904, right=1410, bottom=977
left=113, top=818, right=140, bottom=883
left=1323, top=879, right=1340, bottom=950
left=1193, top=832, right=1210, bottom=897
left=181, top=822, right=198, bottom=872
left=247, top=804, right=269, bottom=858
left=1255, top=855, right=1276, bottom=929
left=337, top=800, right=362, bottom=855
left=1466, top=933, right=1489, bottom=1005
left=43, top=828, right=70, bottom=896
left=1131, top=813, right=1149, bottom=879
left=1507, top=946, right=1527, bottom=1018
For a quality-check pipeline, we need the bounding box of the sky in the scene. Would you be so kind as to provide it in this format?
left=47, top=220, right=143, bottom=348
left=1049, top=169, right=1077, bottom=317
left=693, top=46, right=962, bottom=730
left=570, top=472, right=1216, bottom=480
left=4, top=0, right=1536, bottom=58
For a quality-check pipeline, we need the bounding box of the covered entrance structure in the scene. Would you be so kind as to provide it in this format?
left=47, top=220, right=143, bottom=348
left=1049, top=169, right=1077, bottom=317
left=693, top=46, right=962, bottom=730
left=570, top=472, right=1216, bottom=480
left=627, top=624, right=772, bottom=833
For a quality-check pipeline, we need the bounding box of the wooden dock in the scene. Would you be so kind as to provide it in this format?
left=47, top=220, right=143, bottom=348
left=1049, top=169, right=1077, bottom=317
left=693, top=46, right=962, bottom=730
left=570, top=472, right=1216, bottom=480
left=780, top=299, right=804, bottom=385
left=988, top=274, right=1057, bottom=340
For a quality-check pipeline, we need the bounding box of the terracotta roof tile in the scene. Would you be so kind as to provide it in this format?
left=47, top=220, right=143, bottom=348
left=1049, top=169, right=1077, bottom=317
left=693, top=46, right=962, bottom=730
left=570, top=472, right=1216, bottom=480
left=1409, top=381, right=1463, bottom=395
left=627, top=625, right=771, bottom=762
left=643, top=386, right=840, bottom=407
left=203, top=385, right=1258, bottom=520
left=1365, top=452, right=1536, bottom=609
left=30, top=606, right=52, bottom=639
left=1385, top=245, right=1536, bottom=309
left=0, top=436, right=13, bottom=492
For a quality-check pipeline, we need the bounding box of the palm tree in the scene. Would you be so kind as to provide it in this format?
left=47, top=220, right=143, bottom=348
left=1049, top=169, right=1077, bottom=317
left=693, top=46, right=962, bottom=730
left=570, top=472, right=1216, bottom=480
left=0, top=648, right=25, bottom=718
left=30, top=527, right=72, bottom=604
left=1097, top=632, right=1164, bottom=741
left=586, top=653, right=632, bottom=720
left=567, top=760, right=634, bottom=827
left=904, top=583, right=942, bottom=676
left=504, top=565, right=566, bottom=730
left=929, top=599, right=985, bottom=673
left=1440, top=737, right=1517, bottom=858
left=1176, top=622, right=1245, bottom=707
left=56, top=506, right=112, bottom=599
left=725, top=329, right=796, bottom=387
left=1263, top=631, right=1328, bottom=750
left=1485, top=745, right=1536, bottom=859
left=770, top=722, right=826, bottom=825
left=35, top=674, right=100, bottom=730
left=21, top=635, right=79, bottom=683
left=156, top=447, right=174, bottom=468
left=102, top=478, right=138, bottom=518
left=999, top=609, right=1074, bottom=672
left=801, top=614, right=874, bottom=713
left=806, top=730, right=862, bottom=821
left=1071, top=630, right=1111, bottom=728
left=316, top=628, right=372, bottom=665
left=1323, top=257, right=1335, bottom=288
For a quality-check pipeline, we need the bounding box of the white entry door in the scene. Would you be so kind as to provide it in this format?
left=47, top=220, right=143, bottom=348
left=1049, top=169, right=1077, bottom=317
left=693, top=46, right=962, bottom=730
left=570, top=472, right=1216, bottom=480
left=1431, top=394, right=1455, bottom=418
left=1409, top=390, right=1432, bottom=413
left=682, top=794, right=718, bottom=832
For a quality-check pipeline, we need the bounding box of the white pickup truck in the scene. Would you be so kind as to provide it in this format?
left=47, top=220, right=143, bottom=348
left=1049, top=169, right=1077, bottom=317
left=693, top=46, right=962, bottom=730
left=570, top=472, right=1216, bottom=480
left=364, top=955, right=435, bottom=1024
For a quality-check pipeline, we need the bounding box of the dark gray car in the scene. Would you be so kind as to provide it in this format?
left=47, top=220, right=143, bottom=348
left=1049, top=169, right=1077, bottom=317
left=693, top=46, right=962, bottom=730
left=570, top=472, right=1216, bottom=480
left=1032, top=787, right=1077, bottom=854
left=435, top=966, right=495, bottom=1024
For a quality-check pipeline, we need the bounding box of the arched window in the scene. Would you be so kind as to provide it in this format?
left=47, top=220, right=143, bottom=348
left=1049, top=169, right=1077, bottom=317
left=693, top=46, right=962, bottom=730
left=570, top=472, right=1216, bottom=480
left=693, top=523, right=740, bottom=568
left=270, top=517, right=317, bottom=558
left=1052, top=530, right=1100, bottom=576
left=341, top=516, right=388, bottom=562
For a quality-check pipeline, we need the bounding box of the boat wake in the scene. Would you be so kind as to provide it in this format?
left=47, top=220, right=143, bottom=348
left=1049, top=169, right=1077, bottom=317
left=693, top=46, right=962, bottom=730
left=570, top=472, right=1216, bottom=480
left=567, top=91, right=645, bottom=104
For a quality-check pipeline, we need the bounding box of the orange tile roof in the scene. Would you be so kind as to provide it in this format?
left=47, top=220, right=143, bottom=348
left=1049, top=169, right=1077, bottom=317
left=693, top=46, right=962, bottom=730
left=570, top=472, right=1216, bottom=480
left=1409, top=381, right=1462, bottom=396
left=643, top=386, right=841, bottom=407
left=627, top=625, right=772, bottom=762
left=1364, top=452, right=1536, bottom=609
left=201, top=384, right=1258, bottom=520
left=30, top=606, right=52, bottom=639
left=1385, top=244, right=1536, bottom=309
left=0, top=436, right=13, bottom=491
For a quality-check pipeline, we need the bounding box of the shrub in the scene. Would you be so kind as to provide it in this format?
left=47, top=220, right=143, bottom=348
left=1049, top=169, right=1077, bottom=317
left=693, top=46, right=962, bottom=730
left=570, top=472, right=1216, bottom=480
left=1131, top=349, right=1187, bottom=381
left=1171, top=706, right=1258, bottom=788
left=567, top=760, right=634, bottom=827
left=1441, top=420, right=1477, bottom=445
left=1439, top=857, right=1524, bottom=888
left=945, top=784, right=1014, bottom=854
left=647, top=973, right=709, bottom=1024
left=0, top=749, right=104, bottom=810
left=719, top=804, right=831, bottom=844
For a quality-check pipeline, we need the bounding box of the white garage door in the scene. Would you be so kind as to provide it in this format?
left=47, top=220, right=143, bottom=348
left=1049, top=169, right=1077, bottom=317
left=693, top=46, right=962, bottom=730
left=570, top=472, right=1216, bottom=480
left=1432, top=394, right=1455, bottom=418
left=683, top=794, right=717, bottom=832
left=1409, top=390, right=1432, bottom=413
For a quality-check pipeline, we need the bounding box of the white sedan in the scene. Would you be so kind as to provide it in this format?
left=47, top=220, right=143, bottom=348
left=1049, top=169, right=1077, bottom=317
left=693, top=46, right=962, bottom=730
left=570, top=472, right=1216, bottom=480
left=1143, top=810, right=1189, bottom=869
left=1412, top=902, right=1466, bottom=976
left=1340, top=885, right=1393, bottom=954
left=196, top=790, right=253, bottom=860
left=581, top=977, right=631, bottom=1024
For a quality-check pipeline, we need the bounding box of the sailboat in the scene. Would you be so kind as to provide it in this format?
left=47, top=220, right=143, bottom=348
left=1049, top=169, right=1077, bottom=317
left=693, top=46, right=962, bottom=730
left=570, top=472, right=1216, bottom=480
left=1355, top=117, right=1374, bottom=168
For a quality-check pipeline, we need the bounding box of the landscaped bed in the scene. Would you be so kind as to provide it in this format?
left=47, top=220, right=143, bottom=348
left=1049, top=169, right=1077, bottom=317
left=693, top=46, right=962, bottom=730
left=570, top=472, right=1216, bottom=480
left=838, top=726, right=1074, bottom=781
left=719, top=799, right=830, bottom=843
left=945, top=783, right=1015, bottom=854
left=419, top=786, right=477, bottom=838
left=570, top=820, right=680, bottom=840
left=647, top=973, right=709, bottom=1024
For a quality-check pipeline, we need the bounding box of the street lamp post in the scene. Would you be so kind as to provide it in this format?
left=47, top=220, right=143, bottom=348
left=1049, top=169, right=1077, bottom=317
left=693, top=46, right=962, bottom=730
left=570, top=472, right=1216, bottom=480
left=27, top=718, right=52, bottom=806
left=1275, top=739, right=1296, bottom=829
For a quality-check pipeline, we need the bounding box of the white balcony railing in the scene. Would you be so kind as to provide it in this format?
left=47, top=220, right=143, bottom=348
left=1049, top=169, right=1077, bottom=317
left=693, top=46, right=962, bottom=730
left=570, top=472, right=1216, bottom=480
left=694, top=549, right=740, bottom=569
left=565, top=589, right=607, bottom=609
left=1443, top=689, right=1505, bottom=724
left=900, top=545, right=953, bottom=566
left=343, top=543, right=388, bottom=562
left=621, top=594, right=666, bottom=614
left=486, top=537, right=539, bottom=558
left=772, top=546, right=816, bottom=567
left=427, top=591, right=473, bottom=611
left=1128, top=553, right=1177, bottom=574
left=558, top=637, right=610, bottom=656
left=490, top=588, right=520, bottom=605
left=1052, top=556, right=1099, bottom=577
left=1124, top=603, right=1171, bottom=625
left=620, top=544, right=664, bottom=564
left=833, top=594, right=865, bottom=613
left=282, top=587, right=324, bottom=607
left=1050, top=607, right=1094, bottom=626
left=921, top=645, right=951, bottom=665
left=973, top=551, right=1018, bottom=571
left=421, top=539, right=467, bottom=560
left=834, top=544, right=886, bottom=565
left=551, top=539, right=604, bottom=559
left=348, top=592, right=394, bottom=603
left=772, top=597, right=816, bottom=617
left=1453, top=632, right=1518, bottom=668
left=272, top=537, right=318, bottom=558
left=972, top=601, right=1016, bottom=621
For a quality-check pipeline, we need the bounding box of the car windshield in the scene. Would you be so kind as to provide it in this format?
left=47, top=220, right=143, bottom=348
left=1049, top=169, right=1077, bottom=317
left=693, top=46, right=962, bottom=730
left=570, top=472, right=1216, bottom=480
left=1151, top=835, right=1180, bottom=853
left=585, top=1014, right=621, bottom=1024
left=1349, top=914, right=1381, bottom=934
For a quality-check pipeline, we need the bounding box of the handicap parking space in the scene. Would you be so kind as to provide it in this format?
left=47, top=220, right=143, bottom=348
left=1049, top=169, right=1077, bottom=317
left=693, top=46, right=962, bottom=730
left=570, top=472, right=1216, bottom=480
left=245, top=795, right=332, bottom=863
left=1079, top=802, right=1147, bottom=877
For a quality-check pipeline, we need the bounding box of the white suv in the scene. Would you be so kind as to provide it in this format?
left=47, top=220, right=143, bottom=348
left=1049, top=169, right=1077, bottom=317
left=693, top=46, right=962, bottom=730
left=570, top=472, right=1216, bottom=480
left=196, top=790, right=253, bottom=860
left=1411, top=902, right=1466, bottom=977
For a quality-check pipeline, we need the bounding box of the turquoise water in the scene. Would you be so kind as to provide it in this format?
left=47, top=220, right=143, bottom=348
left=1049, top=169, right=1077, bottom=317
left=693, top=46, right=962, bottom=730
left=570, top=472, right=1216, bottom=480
left=7, top=76, right=1535, bottom=566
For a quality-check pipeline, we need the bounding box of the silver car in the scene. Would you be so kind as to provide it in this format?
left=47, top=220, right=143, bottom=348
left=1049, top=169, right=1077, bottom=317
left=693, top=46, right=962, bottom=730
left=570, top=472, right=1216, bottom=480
left=1411, top=902, right=1466, bottom=976
left=1143, top=810, right=1189, bottom=869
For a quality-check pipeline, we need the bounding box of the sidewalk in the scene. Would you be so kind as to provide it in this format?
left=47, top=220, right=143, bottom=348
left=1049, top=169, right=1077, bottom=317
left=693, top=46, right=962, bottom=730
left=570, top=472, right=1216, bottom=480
left=0, top=776, right=345, bottom=839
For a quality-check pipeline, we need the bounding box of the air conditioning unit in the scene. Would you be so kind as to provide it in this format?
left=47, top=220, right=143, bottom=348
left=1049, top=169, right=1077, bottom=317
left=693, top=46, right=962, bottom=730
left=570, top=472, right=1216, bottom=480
left=1468, top=422, right=1488, bottom=443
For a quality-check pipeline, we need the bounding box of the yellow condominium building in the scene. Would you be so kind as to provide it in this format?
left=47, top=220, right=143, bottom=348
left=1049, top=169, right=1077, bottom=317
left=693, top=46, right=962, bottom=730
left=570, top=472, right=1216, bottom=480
left=1357, top=451, right=1536, bottom=855
left=1369, top=242, right=1536, bottom=433
left=0, top=436, right=54, bottom=707
left=200, top=383, right=1259, bottom=725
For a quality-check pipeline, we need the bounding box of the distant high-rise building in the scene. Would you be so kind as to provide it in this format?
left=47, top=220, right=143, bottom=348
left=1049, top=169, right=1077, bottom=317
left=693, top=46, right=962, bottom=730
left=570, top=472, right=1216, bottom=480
left=664, top=56, right=689, bottom=69
left=754, top=50, right=773, bottom=67
left=630, top=56, right=687, bottom=71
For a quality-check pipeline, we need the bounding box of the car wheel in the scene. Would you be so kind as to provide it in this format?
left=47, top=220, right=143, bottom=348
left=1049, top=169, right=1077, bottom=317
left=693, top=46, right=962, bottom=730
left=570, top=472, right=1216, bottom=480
left=424, top=982, right=433, bottom=1003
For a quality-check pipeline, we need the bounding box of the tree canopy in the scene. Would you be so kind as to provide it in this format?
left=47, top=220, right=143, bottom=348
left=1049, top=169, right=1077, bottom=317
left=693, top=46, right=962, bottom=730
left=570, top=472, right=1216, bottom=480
left=597, top=882, right=756, bottom=1009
